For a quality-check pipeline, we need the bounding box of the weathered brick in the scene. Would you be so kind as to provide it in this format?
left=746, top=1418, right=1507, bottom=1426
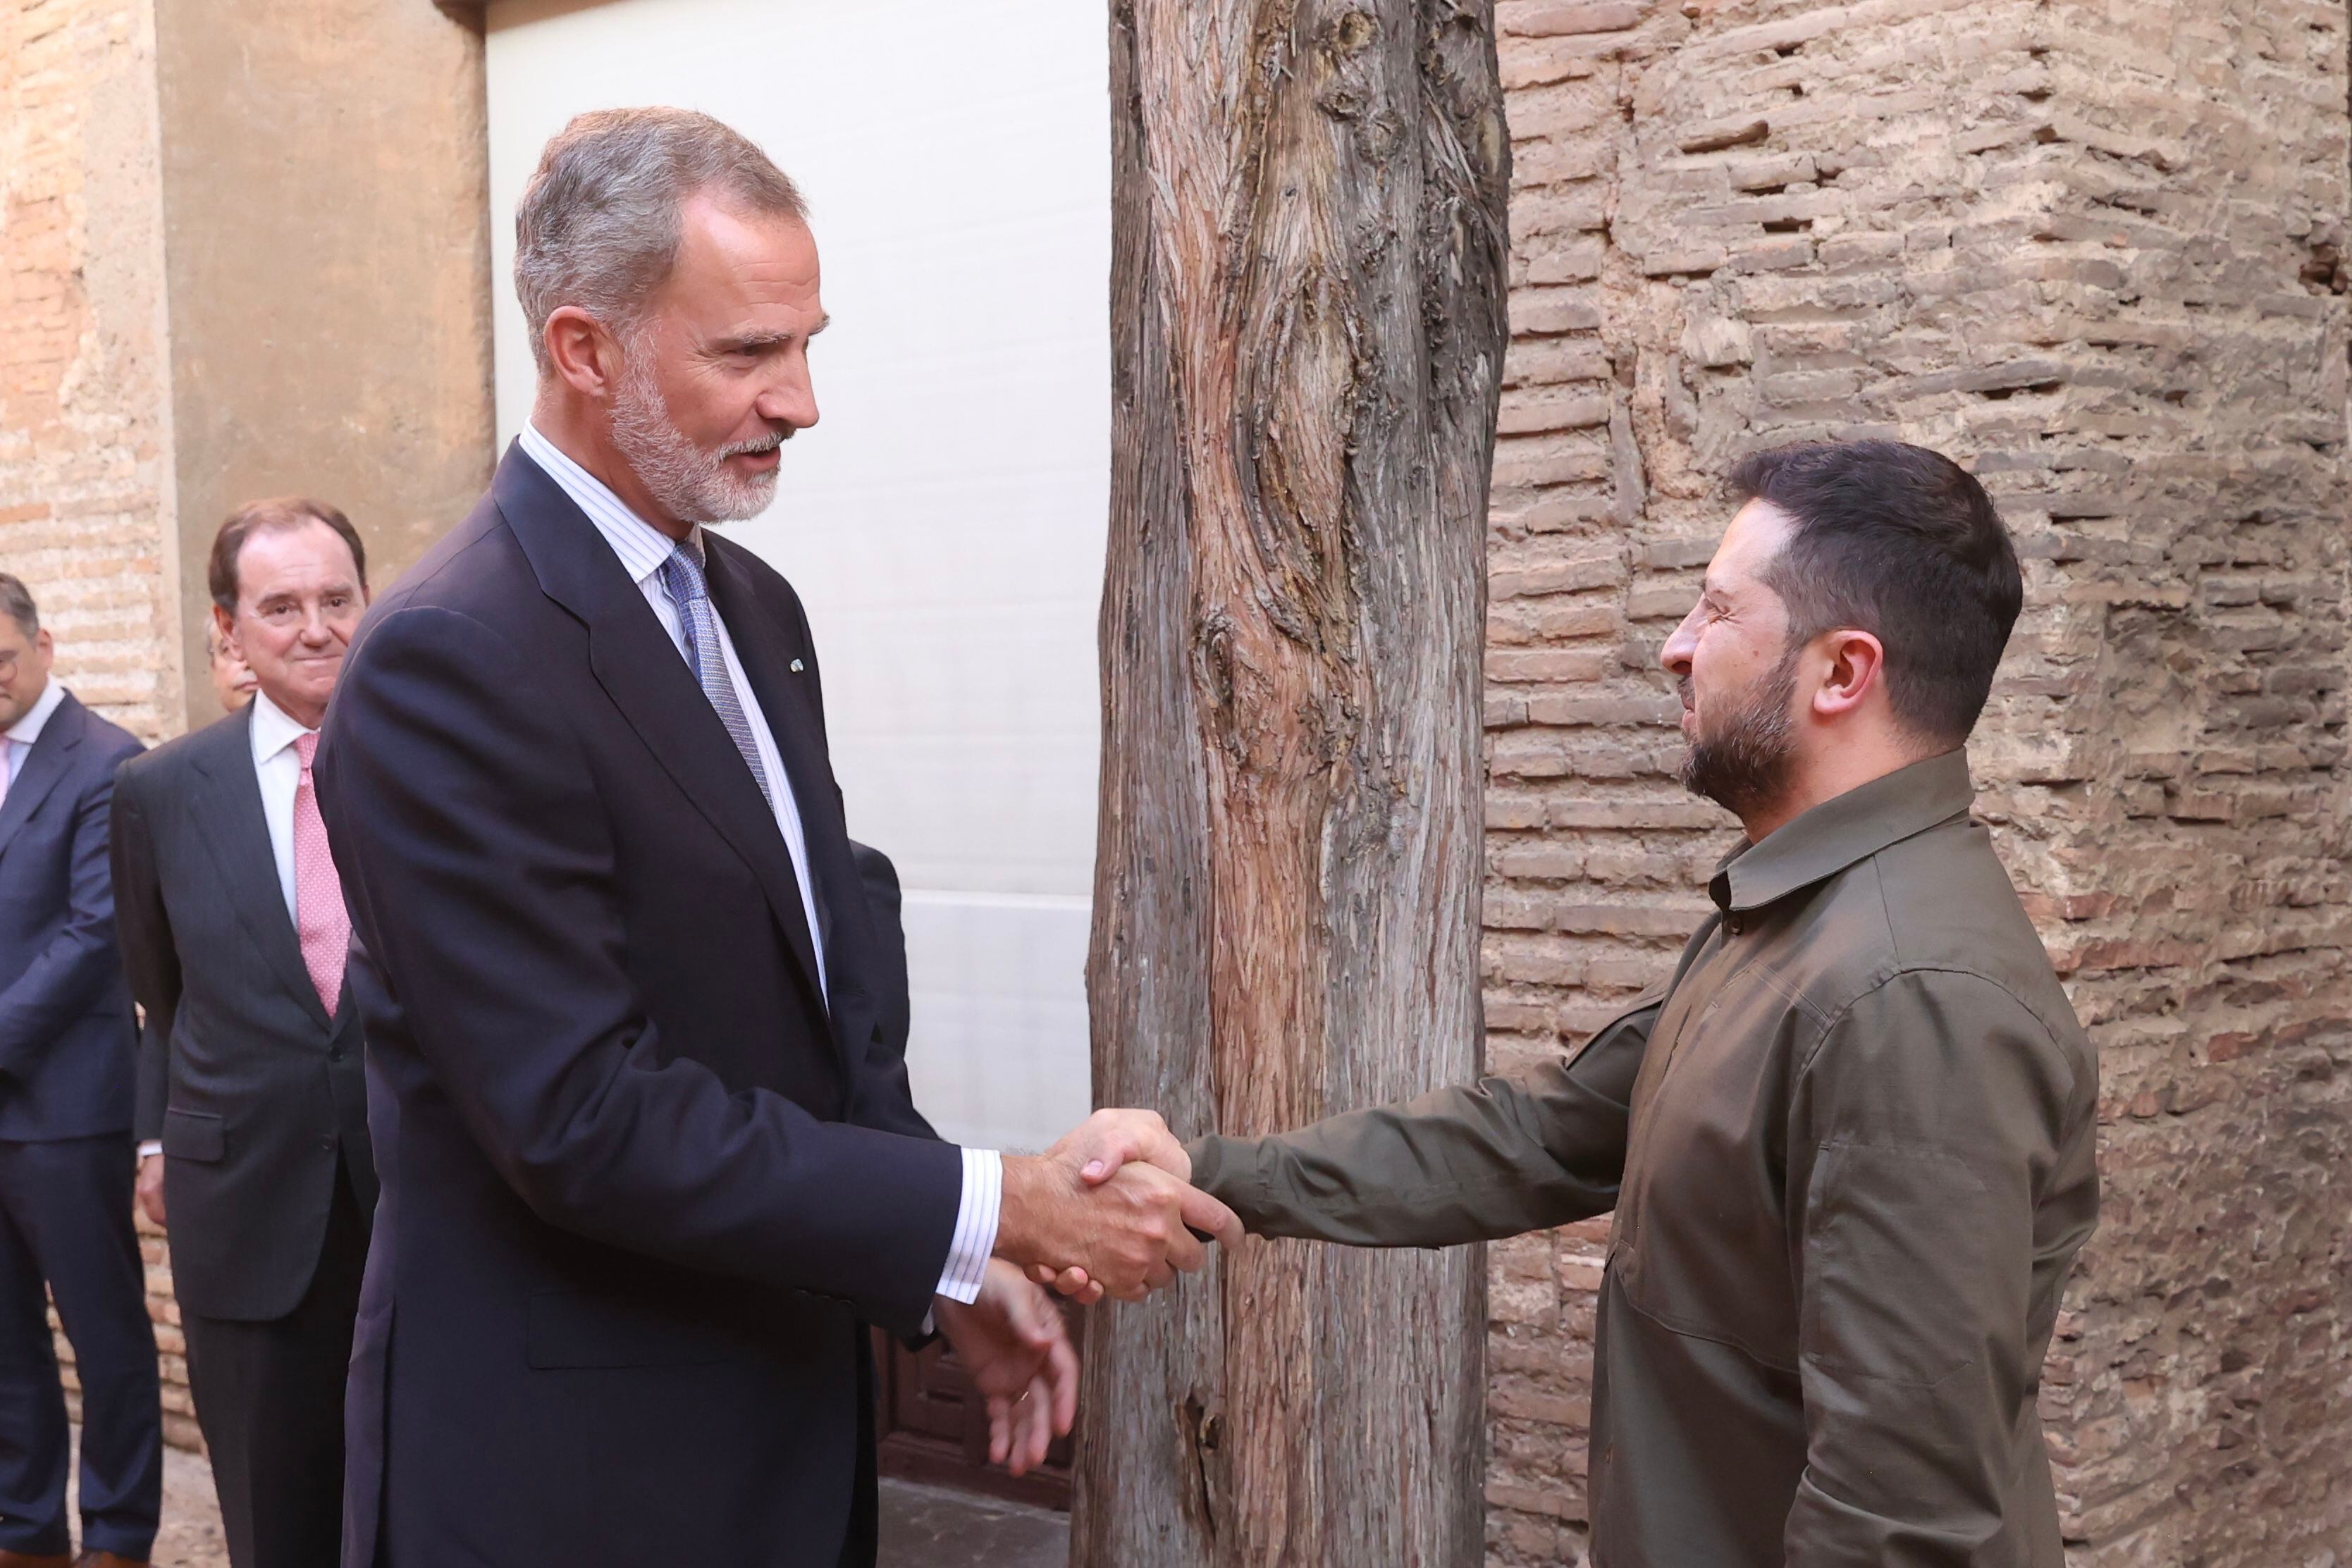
left=1482, top=2, right=2352, bottom=1560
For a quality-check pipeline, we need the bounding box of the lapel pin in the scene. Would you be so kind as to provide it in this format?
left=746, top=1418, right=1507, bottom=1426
left=789, top=659, right=805, bottom=674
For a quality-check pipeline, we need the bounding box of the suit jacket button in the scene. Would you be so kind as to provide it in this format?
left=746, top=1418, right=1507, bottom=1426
left=318, top=1136, right=336, bottom=1152
left=328, top=1044, right=345, bottom=1062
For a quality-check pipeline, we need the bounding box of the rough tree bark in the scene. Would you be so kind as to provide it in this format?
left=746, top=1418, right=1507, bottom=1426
left=1078, top=2, right=1510, bottom=1563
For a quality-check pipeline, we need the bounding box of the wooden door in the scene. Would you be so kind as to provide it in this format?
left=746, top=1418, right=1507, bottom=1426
left=871, top=1306, right=1084, bottom=1510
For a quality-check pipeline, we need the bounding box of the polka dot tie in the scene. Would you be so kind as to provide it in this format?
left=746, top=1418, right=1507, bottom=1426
left=292, top=732, right=350, bottom=1016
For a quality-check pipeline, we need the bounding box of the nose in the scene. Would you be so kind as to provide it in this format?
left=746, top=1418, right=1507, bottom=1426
left=756, top=358, right=818, bottom=432
left=1661, top=605, right=1701, bottom=677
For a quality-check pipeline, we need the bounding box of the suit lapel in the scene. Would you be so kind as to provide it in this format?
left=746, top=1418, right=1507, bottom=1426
left=704, top=541, right=871, bottom=1002
left=0, top=691, right=86, bottom=862
left=492, top=447, right=832, bottom=1023
left=189, top=706, right=333, bottom=1034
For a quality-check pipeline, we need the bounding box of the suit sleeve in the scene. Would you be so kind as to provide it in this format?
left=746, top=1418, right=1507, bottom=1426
left=1782, top=971, right=2091, bottom=1567
left=840, top=839, right=937, bottom=1143
left=0, top=739, right=140, bottom=1081
left=109, top=763, right=181, bottom=1145
left=1186, top=996, right=1658, bottom=1247
left=316, top=605, right=963, bottom=1337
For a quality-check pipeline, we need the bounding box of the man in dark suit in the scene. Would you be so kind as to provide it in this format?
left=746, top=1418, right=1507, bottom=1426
left=0, top=574, right=157, bottom=1568
left=111, top=500, right=378, bottom=1568
left=313, top=108, right=1236, bottom=1568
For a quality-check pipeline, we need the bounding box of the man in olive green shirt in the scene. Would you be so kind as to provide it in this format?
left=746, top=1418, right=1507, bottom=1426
left=1050, top=440, right=2100, bottom=1567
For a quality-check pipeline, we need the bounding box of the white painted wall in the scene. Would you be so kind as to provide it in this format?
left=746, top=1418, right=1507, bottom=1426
left=484, top=0, right=1107, bottom=1153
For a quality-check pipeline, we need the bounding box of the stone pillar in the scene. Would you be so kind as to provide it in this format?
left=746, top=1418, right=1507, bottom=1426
left=152, top=0, right=494, bottom=731
left=1480, top=1, right=2351, bottom=1564
left=1, top=0, right=491, bottom=741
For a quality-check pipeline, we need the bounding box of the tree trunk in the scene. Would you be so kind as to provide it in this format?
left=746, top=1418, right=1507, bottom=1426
left=1077, top=2, right=1510, bottom=1563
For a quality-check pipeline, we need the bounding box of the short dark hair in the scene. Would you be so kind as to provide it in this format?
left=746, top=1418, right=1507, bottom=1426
left=1730, top=440, right=2022, bottom=747
left=208, top=498, right=368, bottom=614
left=515, top=108, right=808, bottom=376
left=0, top=574, right=35, bottom=641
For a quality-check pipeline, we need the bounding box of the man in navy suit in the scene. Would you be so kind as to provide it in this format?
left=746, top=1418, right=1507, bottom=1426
left=0, top=574, right=158, bottom=1568
left=314, top=109, right=1238, bottom=1567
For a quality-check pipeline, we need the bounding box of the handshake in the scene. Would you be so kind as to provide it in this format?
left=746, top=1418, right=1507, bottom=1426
left=930, top=1112, right=1237, bottom=1476
left=995, top=1109, right=1238, bottom=1304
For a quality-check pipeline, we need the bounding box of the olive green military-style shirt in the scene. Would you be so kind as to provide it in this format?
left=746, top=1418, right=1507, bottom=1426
left=1190, top=750, right=2099, bottom=1568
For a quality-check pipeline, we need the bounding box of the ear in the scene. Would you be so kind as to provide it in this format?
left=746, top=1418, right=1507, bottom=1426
left=212, top=603, right=242, bottom=663
left=543, top=306, right=624, bottom=398
left=1809, top=629, right=1886, bottom=720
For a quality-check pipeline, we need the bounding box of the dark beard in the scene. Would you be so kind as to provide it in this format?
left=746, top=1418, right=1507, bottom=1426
left=1680, top=648, right=1800, bottom=821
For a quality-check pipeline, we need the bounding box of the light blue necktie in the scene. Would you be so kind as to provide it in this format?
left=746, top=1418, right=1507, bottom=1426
left=657, top=535, right=774, bottom=808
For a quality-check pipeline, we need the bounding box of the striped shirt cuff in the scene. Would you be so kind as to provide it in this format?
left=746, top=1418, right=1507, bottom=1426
left=932, top=1147, right=1002, bottom=1305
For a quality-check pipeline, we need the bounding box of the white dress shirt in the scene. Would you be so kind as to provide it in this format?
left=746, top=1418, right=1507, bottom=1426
left=515, top=425, right=1000, bottom=1306
left=249, top=690, right=316, bottom=921
left=2, top=676, right=66, bottom=786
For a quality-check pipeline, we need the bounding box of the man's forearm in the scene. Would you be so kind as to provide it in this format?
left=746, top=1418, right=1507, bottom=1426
left=1186, top=997, right=1654, bottom=1247
left=1187, top=1073, right=1623, bottom=1249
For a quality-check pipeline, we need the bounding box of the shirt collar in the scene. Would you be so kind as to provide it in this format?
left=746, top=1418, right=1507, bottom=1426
left=4, top=677, right=68, bottom=749
left=1708, top=748, right=1977, bottom=915
left=249, top=689, right=315, bottom=765
left=516, top=421, right=699, bottom=589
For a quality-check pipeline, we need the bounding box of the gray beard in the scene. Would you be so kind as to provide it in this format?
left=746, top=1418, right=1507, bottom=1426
left=1679, top=647, right=1801, bottom=823
left=608, top=347, right=782, bottom=525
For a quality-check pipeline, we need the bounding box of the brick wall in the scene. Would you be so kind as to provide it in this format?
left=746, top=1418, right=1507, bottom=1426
left=6, top=0, right=197, bottom=1451
left=1, top=0, right=181, bottom=739
left=1479, top=1, right=2352, bottom=1564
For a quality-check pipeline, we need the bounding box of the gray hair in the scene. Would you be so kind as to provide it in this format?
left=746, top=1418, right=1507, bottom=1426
left=515, top=107, right=808, bottom=376
left=0, top=574, right=36, bottom=641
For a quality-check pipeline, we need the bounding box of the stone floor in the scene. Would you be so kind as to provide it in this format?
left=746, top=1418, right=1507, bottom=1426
left=78, top=1429, right=1069, bottom=1567
left=151, top=1443, right=230, bottom=1567
left=873, top=1479, right=1070, bottom=1568
left=64, top=1437, right=225, bottom=1568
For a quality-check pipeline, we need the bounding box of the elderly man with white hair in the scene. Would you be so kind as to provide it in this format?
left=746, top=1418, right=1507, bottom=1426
left=312, top=109, right=1238, bottom=1568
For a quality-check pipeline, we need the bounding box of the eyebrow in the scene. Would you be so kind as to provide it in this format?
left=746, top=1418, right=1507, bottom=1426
left=713, top=314, right=830, bottom=354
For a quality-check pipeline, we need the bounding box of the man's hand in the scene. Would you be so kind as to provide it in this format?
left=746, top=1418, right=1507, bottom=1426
left=932, top=1261, right=1079, bottom=1476
left=994, top=1128, right=1241, bottom=1304
left=135, top=1152, right=166, bottom=1229
left=1053, top=1108, right=1191, bottom=1186
left=1023, top=1110, right=1227, bottom=1303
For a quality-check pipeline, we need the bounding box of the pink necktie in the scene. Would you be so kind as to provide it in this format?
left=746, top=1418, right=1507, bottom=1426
left=292, top=733, right=349, bottom=1016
